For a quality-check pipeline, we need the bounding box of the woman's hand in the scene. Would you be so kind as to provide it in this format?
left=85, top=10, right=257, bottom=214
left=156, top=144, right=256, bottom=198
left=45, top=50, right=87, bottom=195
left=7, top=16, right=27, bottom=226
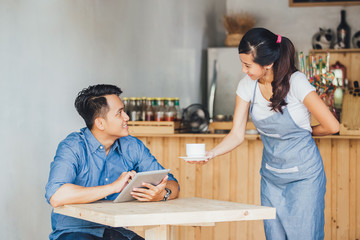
left=187, top=150, right=215, bottom=164
left=187, top=96, right=249, bottom=165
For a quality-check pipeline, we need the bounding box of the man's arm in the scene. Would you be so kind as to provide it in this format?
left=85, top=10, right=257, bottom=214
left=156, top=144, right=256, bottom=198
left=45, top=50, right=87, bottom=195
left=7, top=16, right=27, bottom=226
left=165, top=179, right=180, bottom=200
left=50, top=171, right=136, bottom=207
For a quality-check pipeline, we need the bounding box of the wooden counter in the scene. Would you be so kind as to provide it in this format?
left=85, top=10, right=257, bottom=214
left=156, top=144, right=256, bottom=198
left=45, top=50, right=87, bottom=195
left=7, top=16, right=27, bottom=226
left=131, top=133, right=360, bottom=240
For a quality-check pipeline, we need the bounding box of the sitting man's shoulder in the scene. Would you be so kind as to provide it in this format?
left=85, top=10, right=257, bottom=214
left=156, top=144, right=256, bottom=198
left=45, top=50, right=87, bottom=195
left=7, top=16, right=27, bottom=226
left=57, top=128, right=88, bottom=151
left=118, top=135, right=143, bottom=147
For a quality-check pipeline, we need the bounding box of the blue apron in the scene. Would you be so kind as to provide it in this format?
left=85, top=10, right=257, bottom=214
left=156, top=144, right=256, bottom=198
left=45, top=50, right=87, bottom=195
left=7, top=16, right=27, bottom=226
left=249, top=81, right=326, bottom=240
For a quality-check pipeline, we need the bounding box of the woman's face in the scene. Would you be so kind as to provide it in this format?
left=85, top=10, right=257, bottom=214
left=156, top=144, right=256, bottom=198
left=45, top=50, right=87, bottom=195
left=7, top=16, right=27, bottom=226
left=239, top=53, right=269, bottom=80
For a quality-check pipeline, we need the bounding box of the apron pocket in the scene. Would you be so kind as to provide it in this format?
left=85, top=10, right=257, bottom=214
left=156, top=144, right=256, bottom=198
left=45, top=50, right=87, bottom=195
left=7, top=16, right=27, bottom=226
left=265, top=163, right=299, bottom=173
left=257, top=129, right=281, bottom=138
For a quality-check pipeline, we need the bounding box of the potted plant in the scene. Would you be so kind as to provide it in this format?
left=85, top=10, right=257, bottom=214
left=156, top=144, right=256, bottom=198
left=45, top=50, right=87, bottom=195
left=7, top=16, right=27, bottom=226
left=224, top=12, right=256, bottom=47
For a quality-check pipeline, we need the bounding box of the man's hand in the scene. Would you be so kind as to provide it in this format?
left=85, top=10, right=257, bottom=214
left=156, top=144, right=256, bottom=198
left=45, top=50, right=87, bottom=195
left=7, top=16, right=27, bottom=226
left=131, top=175, right=168, bottom=201
left=112, top=170, right=136, bottom=193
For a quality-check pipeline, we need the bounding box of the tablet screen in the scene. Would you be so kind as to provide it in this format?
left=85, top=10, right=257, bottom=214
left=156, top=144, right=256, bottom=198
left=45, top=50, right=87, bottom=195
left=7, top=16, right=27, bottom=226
left=113, top=169, right=170, bottom=203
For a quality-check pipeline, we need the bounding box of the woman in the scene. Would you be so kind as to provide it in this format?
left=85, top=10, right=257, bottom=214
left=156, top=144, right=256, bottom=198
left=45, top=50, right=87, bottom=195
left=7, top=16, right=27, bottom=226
left=196, top=28, right=339, bottom=239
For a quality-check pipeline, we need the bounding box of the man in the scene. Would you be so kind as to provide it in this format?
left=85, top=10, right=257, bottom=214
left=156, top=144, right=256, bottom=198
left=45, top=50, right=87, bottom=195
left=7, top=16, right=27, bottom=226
left=45, top=84, right=179, bottom=240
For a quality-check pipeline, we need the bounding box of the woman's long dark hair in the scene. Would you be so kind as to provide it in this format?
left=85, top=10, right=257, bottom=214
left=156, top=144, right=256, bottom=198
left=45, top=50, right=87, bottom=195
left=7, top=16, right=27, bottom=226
left=238, top=28, right=297, bottom=113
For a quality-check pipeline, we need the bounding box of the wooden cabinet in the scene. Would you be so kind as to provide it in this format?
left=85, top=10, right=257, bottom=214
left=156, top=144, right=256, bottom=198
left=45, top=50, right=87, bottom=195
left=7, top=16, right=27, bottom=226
left=132, top=134, right=360, bottom=240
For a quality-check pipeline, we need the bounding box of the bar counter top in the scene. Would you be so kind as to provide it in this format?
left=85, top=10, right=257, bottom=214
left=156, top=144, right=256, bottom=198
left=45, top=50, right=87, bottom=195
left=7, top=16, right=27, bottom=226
left=132, top=132, right=360, bottom=139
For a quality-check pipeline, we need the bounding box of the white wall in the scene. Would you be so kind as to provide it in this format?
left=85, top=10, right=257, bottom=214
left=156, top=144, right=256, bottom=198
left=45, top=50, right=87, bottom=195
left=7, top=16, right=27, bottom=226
left=0, top=1, right=225, bottom=239
left=226, top=0, right=360, bottom=52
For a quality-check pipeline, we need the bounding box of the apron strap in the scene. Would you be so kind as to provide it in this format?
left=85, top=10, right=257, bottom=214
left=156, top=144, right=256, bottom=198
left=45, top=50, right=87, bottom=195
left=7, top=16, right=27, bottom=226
left=250, top=80, right=258, bottom=112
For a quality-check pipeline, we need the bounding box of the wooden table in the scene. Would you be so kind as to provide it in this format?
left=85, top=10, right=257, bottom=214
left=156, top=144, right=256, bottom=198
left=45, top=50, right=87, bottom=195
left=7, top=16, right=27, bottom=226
left=54, top=197, right=276, bottom=240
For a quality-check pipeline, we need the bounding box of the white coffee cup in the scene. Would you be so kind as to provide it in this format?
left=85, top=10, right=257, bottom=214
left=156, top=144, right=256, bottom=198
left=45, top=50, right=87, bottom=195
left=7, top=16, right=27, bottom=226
left=186, top=143, right=205, bottom=157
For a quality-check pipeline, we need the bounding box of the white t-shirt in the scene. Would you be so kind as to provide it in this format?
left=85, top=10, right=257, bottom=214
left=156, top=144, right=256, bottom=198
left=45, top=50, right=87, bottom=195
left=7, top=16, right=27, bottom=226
left=236, top=71, right=315, bottom=132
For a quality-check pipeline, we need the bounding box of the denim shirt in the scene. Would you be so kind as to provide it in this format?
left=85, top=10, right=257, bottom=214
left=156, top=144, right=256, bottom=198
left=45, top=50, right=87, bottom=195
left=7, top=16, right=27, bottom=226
left=45, top=128, right=177, bottom=240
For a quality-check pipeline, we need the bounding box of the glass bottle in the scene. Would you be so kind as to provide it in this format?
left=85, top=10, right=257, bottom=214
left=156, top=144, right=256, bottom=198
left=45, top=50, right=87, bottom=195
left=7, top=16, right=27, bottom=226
left=152, top=98, right=158, bottom=121
left=174, top=97, right=181, bottom=121
left=145, top=98, right=154, bottom=121
left=336, top=10, right=351, bottom=49
left=135, top=98, right=142, bottom=121
left=330, top=61, right=347, bottom=87
left=155, top=98, right=165, bottom=121
left=141, top=97, right=147, bottom=121
left=165, top=98, right=176, bottom=121
left=334, top=81, right=343, bottom=122
left=122, top=97, right=129, bottom=116
left=129, top=97, right=137, bottom=121
left=163, top=98, right=169, bottom=120
left=334, top=86, right=343, bottom=110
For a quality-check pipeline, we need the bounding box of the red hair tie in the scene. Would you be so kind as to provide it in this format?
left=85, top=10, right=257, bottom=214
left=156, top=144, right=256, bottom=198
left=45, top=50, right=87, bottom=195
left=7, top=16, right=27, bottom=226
left=276, top=34, right=282, bottom=43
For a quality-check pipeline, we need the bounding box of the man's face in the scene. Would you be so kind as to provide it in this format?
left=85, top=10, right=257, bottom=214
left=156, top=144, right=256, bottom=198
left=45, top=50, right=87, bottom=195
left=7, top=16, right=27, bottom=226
left=101, top=94, right=130, bottom=139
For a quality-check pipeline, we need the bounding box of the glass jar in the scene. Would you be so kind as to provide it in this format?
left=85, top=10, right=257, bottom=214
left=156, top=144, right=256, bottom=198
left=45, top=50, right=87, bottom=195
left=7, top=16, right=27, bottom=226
left=129, top=97, right=137, bottom=121
left=122, top=97, right=129, bottom=116
left=145, top=98, right=154, bottom=121
left=135, top=97, right=142, bottom=121
left=155, top=98, right=165, bottom=121
left=141, top=97, right=147, bottom=121
left=165, top=98, right=176, bottom=121
left=174, top=97, right=181, bottom=121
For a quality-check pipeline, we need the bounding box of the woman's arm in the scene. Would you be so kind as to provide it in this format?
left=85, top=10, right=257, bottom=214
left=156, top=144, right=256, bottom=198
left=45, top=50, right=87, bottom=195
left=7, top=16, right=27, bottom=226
left=207, top=96, right=251, bottom=159
left=303, top=91, right=339, bottom=136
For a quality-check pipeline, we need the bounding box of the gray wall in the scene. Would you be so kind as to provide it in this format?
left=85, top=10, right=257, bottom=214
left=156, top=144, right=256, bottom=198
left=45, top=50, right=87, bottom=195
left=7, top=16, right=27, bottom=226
left=0, top=0, right=359, bottom=239
left=0, top=1, right=225, bottom=239
left=227, top=0, right=360, bottom=52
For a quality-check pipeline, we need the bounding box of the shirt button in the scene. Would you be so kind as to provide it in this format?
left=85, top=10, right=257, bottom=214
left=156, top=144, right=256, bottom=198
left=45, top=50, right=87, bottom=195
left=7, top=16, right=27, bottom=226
left=105, top=178, right=109, bottom=182
left=100, top=146, right=103, bottom=149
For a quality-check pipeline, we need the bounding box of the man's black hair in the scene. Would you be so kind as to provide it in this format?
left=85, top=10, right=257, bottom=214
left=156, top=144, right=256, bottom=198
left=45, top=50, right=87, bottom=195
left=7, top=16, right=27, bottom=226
left=75, top=84, right=122, bottom=129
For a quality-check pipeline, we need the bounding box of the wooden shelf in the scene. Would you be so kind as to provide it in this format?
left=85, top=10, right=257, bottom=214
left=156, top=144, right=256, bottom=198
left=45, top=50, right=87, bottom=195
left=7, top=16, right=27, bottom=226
left=128, top=121, right=180, bottom=135
left=309, top=48, right=360, bottom=54
left=289, top=0, right=360, bottom=7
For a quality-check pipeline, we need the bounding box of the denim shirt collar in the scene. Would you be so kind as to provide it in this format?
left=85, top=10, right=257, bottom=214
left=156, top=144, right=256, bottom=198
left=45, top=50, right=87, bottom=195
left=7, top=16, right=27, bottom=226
left=113, top=139, right=121, bottom=154
left=82, top=127, right=121, bottom=154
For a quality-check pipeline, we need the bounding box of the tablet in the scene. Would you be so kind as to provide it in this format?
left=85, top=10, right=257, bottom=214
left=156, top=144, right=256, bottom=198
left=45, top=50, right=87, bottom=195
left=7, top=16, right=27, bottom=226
left=113, top=169, right=170, bottom=203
